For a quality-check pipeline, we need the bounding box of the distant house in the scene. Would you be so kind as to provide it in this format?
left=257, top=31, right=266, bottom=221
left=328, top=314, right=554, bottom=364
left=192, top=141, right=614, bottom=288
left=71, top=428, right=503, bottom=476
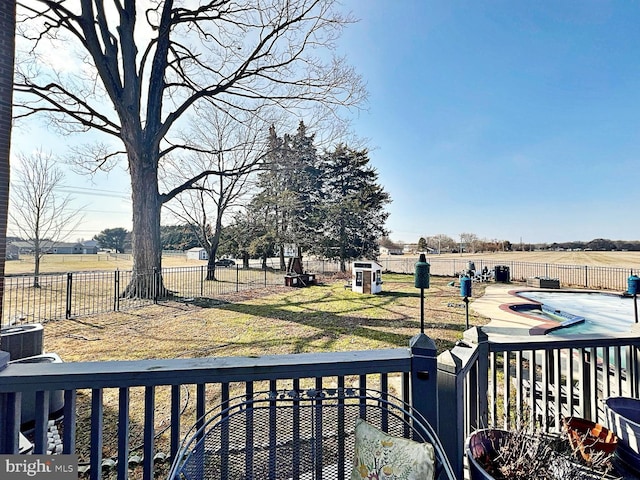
left=5, top=243, right=19, bottom=260
left=80, top=240, right=99, bottom=254
left=10, top=240, right=85, bottom=255
left=186, top=247, right=208, bottom=260
left=403, top=244, right=418, bottom=254
left=379, top=245, right=403, bottom=256
left=49, top=242, right=84, bottom=254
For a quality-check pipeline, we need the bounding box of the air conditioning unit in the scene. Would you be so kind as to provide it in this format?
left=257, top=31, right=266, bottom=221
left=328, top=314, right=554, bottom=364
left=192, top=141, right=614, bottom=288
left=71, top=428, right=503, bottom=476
left=1, top=323, right=44, bottom=361
left=9, top=352, right=64, bottom=428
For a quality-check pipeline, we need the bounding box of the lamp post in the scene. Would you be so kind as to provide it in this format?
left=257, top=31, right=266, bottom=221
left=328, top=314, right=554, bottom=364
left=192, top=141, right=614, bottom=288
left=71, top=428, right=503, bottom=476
left=414, top=253, right=430, bottom=333
left=460, top=275, right=472, bottom=330
left=628, top=275, right=640, bottom=324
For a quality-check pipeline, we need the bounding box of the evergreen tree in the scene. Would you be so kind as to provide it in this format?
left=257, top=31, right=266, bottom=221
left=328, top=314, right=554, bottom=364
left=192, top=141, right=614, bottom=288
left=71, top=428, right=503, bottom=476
left=249, top=122, right=322, bottom=269
left=315, top=145, right=390, bottom=271
left=94, top=228, right=129, bottom=254
left=160, top=225, right=200, bottom=251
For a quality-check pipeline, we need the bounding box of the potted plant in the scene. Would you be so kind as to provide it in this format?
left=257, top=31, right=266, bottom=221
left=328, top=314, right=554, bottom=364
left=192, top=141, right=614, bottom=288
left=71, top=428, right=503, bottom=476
left=564, top=416, right=618, bottom=463
left=604, top=396, right=640, bottom=475
left=465, top=425, right=621, bottom=480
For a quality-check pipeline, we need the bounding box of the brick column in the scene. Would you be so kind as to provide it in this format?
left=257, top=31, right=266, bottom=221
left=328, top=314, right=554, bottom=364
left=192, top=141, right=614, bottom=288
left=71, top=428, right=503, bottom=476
left=0, top=2, right=16, bottom=334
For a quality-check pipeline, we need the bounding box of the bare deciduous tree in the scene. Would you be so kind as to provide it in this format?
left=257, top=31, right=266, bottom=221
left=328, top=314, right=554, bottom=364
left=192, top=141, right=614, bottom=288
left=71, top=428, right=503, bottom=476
left=9, top=150, right=84, bottom=287
left=15, top=0, right=366, bottom=297
left=162, top=105, right=267, bottom=280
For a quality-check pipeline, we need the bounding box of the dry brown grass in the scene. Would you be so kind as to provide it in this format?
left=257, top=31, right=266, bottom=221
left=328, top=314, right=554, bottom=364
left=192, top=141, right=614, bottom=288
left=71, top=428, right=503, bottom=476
left=4, top=254, right=204, bottom=275
left=44, top=275, right=488, bottom=360
left=40, top=274, right=491, bottom=478
left=399, top=250, right=640, bottom=268
left=8, top=250, right=640, bottom=278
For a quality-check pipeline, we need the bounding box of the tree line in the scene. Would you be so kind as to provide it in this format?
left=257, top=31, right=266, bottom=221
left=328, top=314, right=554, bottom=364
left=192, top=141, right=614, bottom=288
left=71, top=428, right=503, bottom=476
left=412, top=234, right=640, bottom=254
left=91, top=122, right=389, bottom=274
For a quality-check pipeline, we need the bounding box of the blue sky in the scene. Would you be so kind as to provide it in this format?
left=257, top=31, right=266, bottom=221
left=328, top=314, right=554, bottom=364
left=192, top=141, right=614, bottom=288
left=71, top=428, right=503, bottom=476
left=337, top=1, right=640, bottom=244
left=10, top=1, right=640, bottom=245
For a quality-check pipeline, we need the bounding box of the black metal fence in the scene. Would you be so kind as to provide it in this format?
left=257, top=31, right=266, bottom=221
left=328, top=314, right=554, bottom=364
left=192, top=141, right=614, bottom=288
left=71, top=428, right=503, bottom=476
left=379, top=256, right=637, bottom=291
left=2, top=260, right=345, bottom=326
left=4, top=256, right=638, bottom=326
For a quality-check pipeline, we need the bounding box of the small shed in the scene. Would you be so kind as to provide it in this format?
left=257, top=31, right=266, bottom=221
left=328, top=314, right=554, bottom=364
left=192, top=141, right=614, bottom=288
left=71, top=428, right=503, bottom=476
left=351, top=260, right=383, bottom=294
left=186, top=247, right=208, bottom=260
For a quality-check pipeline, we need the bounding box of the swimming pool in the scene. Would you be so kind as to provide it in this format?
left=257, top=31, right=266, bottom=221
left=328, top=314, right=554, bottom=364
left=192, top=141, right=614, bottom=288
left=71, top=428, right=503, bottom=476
left=516, top=290, right=635, bottom=335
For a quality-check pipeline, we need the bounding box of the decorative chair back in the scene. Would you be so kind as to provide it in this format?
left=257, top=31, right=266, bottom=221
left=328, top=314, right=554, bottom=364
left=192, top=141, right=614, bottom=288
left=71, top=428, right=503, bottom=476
left=168, top=388, right=456, bottom=480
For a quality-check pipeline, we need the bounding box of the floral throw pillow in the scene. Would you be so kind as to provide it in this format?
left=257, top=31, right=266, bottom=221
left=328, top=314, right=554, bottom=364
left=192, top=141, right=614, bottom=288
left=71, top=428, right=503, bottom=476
left=351, top=418, right=435, bottom=480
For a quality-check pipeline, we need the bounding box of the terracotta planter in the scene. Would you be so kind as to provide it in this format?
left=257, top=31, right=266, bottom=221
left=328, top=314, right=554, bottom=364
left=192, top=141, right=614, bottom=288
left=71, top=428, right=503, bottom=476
left=564, top=416, right=618, bottom=462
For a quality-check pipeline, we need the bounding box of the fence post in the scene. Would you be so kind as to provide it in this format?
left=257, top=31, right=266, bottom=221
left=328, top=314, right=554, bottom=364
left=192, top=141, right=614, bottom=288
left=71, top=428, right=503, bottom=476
left=237, top=265, right=240, bottom=293
left=65, top=272, right=73, bottom=319
left=264, top=266, right=267, bottom=287
left=114, top=270, right=120, bottom=312
left=409, top=333, right=438, bottom=432
left=153, top=268, right=159, bottom=304
left=585, top=265, right=588, bottom=288
left=437, top=349, right=464, bottom=478
left=200, top=266, right=204, bottom=297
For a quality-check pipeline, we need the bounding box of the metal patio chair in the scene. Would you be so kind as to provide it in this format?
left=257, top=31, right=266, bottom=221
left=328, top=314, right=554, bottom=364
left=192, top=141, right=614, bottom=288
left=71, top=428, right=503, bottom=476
left=167, top=387, right=456, bottom=480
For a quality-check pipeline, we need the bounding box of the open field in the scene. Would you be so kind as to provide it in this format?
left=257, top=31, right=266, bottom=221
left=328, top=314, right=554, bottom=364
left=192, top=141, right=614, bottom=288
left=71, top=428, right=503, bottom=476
left=7, top=250, right=640, bottom=277
left=4, top=253, right=204, bottom=275
left=402, top=250, right=640, bottom=268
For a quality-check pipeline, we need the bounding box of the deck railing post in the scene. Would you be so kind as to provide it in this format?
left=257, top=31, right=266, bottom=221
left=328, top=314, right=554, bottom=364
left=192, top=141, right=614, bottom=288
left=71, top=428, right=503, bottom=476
left=437, top=327, right=486, bottom=480
left=114, top=269, right=120, bottom=312
left=437, top=349, right=465, bottom=479
left=0, top=387, right=21, bottom=454
left=409, top=333, right=438, bottom=429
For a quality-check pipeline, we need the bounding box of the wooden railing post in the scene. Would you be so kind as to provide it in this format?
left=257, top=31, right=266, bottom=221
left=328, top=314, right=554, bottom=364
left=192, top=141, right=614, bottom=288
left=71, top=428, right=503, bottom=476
left=409, top=333, right=438, bottom=430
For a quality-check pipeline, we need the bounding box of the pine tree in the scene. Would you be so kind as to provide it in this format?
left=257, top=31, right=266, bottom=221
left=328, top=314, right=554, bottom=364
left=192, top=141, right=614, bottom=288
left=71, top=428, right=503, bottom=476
left=316, top=145, right=390, bottom=271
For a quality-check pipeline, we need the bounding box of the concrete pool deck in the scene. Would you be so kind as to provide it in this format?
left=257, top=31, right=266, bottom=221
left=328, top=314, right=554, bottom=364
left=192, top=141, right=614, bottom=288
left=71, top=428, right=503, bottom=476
left=471, top=283, right=640, bottom=338
left=470, top=284, right=559, bottom=337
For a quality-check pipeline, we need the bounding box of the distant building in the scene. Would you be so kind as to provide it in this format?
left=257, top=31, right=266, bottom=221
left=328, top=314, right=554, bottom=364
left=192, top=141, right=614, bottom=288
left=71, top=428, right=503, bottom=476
left=10, top=240, right=94, bottom=255
left=403, top=244, right=418, bottom=254
left=80, top=240, right=99, bottom=254
left=5, top=243, right=19, bottom=260
left=186, top=247, right=208, bottom=260
left=379, top=245, right=403, bottom=256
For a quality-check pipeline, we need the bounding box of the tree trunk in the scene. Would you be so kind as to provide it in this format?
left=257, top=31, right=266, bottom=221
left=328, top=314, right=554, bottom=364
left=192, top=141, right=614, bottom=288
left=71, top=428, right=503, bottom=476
left=206, top=245, right=219, bottom=281
left=242, top=252, right=249, bottom=269
left=205, top=219, right=223, bottom=281
left=123, top=147, right=165, bottom=298
left=33, top=250, right=41, bottom=288
left=279, top=244, right=286, bottom=271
